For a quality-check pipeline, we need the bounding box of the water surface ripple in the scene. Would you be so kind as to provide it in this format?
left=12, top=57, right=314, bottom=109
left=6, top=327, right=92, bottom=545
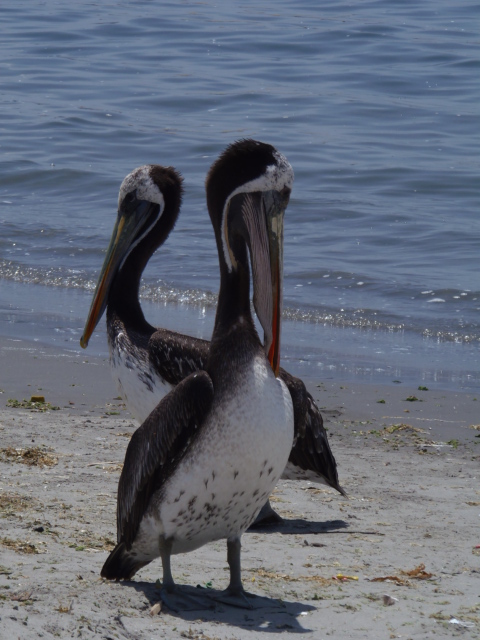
left=1, top=0, right=478, bottom=387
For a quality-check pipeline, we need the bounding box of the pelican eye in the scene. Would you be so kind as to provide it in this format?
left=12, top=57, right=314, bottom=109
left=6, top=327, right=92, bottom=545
left=122, top=190, right=139, bottom=214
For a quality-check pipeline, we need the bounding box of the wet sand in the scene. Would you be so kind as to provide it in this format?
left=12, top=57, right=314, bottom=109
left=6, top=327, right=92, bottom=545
left=1, top=337, right=479, bottom=639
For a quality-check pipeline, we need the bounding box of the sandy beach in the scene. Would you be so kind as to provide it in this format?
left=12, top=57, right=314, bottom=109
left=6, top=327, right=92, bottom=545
left=1, top=337, right=479, bottom=639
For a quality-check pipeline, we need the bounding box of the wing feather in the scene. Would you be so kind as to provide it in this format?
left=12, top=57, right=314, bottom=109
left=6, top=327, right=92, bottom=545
left=279, top=368, right=346, bottom=496
left=117, top=371, right=214, bottom=548
left=148, top=328, right=209, bottom=386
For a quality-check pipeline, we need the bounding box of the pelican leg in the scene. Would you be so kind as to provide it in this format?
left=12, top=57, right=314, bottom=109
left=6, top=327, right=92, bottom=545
left=157, top=536, right=214, bottom=612
left=159, top=536, right=175, bottom=593
left=249, top=499, right=283, bottom=529
left=227, top=536, right=244, bottom=593
left=157, top=536, right=179, bottom=610
left=212, top=536, right=256, bottom=609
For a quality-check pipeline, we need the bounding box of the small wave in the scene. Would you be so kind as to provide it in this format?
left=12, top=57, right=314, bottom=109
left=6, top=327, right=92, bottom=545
left=0, top=260, right=93, bottom=289
left=1, top=259, right=479, bottom=344
left=140, top=283, right=218, bottom=309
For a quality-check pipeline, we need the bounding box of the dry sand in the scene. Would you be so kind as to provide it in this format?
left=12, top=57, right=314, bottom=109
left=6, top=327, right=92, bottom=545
left=1, top=337, right=479, bottom=639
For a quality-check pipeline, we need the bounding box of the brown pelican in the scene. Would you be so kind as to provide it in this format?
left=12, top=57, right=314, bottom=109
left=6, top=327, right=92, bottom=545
left=80, top=154, right=344, bottom=526
left=99, top=139, right=294, bottom=607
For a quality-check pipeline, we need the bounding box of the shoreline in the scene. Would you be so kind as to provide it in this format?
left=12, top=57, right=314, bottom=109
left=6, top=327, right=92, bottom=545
left=1, top=277, right=480, bottom=394
left=1, top=334, right=479, bottom=445
left=1, top=337, right=479, bottom=638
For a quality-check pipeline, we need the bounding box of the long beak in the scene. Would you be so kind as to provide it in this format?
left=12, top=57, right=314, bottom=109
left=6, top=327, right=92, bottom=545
left=246, top=190, right=287, bottom=377
left=265, top=195, right=283, bottom=376
left=80, top=214, right=128, bottom=348
left=80, top=198, right=157, bottom=349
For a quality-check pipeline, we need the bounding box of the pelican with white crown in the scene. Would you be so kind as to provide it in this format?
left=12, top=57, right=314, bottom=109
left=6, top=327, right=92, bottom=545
left=80, top=158, right=344, bottom=529
left=99, top=140, right=295, bottom=607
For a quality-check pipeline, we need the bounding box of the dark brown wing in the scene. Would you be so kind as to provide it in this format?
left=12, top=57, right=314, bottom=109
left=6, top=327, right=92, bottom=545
left=117, top=371, right=214, bottom=548
left=278, top=367, right=308, bottom=441
left=148, top=328, right=209, bottom=387
left=279, top=368, right=346, bottom=496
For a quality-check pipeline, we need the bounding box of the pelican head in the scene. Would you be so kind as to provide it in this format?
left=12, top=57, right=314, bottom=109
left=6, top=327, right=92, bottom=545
left=206, top=139, right=293, bottom=375
left=80, top=165, right=183, bottom=348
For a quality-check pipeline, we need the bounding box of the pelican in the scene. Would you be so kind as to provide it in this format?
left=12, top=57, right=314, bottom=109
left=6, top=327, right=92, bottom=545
left=80, top=156, right=345, bottom=526
left=99, top=139, right=294, bottom=607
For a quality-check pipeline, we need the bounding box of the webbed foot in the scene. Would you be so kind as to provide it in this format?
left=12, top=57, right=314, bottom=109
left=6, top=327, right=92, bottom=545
left=211, top=586, right=260, bottom=609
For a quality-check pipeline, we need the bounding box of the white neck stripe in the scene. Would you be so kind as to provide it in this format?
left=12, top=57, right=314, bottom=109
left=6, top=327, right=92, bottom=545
left=220, top=152, right=293, bottom=271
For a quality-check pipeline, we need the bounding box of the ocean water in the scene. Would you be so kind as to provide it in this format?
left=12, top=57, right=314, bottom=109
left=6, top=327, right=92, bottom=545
left=1, top=0, right=479, bottom=390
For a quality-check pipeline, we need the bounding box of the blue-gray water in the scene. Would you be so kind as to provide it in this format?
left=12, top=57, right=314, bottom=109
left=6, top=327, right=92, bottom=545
left=1, top=1, right=479, bottom=390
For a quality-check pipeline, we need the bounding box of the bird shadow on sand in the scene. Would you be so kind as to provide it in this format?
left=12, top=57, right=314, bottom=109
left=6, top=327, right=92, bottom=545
left=125, top=580, right=315, bottom=633
left=247, top=518, right=349, bottom=535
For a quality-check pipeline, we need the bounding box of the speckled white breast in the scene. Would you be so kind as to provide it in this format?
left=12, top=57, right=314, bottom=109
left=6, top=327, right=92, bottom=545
left=109, top=334, right=170, bottom=424
left=135, top=354, right=294, bottom=557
